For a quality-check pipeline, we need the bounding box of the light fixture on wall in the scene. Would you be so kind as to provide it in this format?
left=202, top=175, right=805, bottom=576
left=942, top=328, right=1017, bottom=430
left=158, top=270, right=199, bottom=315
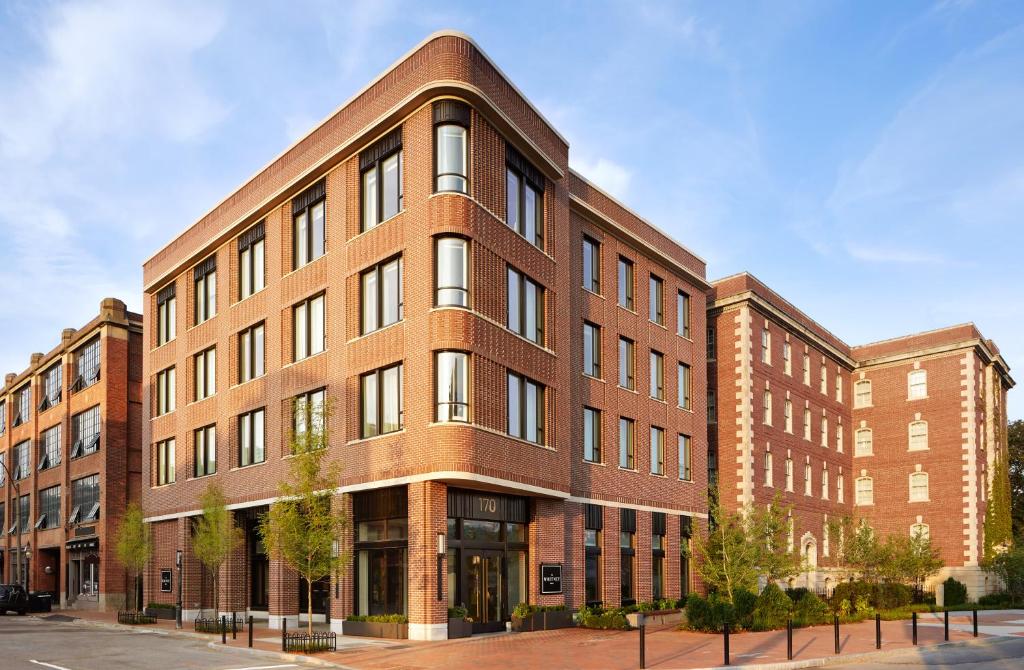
left=436, top=532, right=446, bottom=601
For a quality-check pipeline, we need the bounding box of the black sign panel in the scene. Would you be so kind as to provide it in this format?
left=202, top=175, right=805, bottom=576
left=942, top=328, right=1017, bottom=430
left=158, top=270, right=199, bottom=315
left=447, top=489, right=528, bottom=523
left=540, top=563, right=562, bottom=595
left=160, top=569, right=172, bottom=593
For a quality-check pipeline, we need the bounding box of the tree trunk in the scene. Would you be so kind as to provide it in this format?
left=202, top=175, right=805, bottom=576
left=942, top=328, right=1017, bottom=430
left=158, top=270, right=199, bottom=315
left=307, top=580, right=314, bottom=636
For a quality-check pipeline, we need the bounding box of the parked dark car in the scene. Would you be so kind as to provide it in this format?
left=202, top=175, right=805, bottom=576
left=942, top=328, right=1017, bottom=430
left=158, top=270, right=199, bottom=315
left=0, top=584, right=29, bottom=615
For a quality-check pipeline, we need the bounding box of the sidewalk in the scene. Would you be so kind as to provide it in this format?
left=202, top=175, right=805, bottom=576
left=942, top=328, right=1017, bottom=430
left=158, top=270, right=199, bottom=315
left=46, top=608, right=1024, bottom=670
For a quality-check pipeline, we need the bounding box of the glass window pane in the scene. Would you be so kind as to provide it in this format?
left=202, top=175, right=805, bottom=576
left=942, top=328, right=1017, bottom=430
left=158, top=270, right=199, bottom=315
left=436, top=238, right=467, bottom=306
left=506, top=169, right=519, bottom=231
left=525, top=280, right=539, bottom=342
left=240, top=248, right=251, bottom=297
left=311, top=296, right=325, bottom=355
left=525, top=381, right=539, bottom=443
left=383, top=259, right=401, bottom=326
left=240, top=331, right=251, bottom=382
left=294, top=303, right=307, bottom=360
left=295, top=212, right=308, bottom=266
left=507, top=374, right=521, bottom=437
left=311, top=202, right=325, bottom=259
left=362, top=373, right=378, bottom=438
left=254, top=325, right=265, bottom=377
left=253, top=240, right=265, bottom=292
left=382, top=154, right=400, bottom=220
left=524, top=183, right=538, bottom=245
left=362, top=169, right=377, bottom=230
left=382, top=365, right=401, bottom=433
left=254, top=411, right=264, bottom=463
left=240, top=415, right=251, bottom=466
left=362, top=269, right=378, bottom=333
left=507, top=269, right=520, bottom=334
left=436, top=125, right=467, bottom=193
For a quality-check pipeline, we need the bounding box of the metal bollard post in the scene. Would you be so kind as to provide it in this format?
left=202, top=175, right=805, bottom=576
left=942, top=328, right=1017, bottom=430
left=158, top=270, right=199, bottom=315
left=912, top=612, right=917, bottom=646
left=944, top=610, right=949, bottom=641
left=833, top=615, right=840, bottom=654
left=175, top=604, right=182, bottom=630
left=724, top=622, right=731, bottom=666
left=786, top=619, right=793, bottom=660
left=232, top=612, right=237, bottom=640
left=221, top=615, right=227, bottom=644
left=282, top=616, right=287, bottom=650
left=248, top=616, right=254, bottom=648
left=973, top=609, right=978, bottom=637
left=639, top=614, right=646, bottom=669
left=875, top=613, right=881, bottom=649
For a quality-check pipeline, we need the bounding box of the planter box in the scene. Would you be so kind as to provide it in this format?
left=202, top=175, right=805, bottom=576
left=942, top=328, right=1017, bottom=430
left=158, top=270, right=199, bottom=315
left=145, top=607, right=177, bottom=620
left=448, top=617, right=473, bottom=639
left=512, top=609, right=574, bottom=632
left=342, top=620, right=409, bottom=639
left=627, top=609, right=684, bottom=628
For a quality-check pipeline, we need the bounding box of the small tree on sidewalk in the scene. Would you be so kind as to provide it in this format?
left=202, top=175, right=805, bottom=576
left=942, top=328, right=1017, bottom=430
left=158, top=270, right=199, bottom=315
left=751, top=495, right=803, bottom=583
left=694, top=499, right=762, bottom=602
left=193, top=483, right=243, bottom=618
left=259, top=398, right=350, bottom=636
left=114, top=502, right=152, bottom=612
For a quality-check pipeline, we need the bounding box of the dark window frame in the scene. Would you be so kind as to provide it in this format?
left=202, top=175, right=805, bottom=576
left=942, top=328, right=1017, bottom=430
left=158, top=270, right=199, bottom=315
left=156, top=438, right=175, bottom=486
left=619, top=417, right=635, bottom=470
left=72, top=337, right=101, bottom=392
left=617, top=257, right=634, bottom=310
left=238, top=408, right=266, bottom=467
left=507, top=266, right=544, bottom=345
left=435, top=351, right=470, bottom=422
left=678, top=290, right=692, bottom=339
left=194, top=346, right=216, bottom=401
left=71, top=405, right=101, bottom=458
left=39, top=363, right=62, bottom=411
left=582, top=235, right=601, bottom=294
left=293, top=182, right=326, bottom=269
left=193, top=257, right=217, bottom=325
left=156, top=366, right=175, bottom=416
left=238, top=322, right=265, bottom=383
left=583, top=406, right=602, bottom=464
left=360, top=256, right=404, bottom=335
left=618, top=337, right=635, bottom=390
left=361, top=132, right=403, bottom=232
left=583, top=321, right=601, bottom=378
left=38, top=424, right=61, bottom=471
left=649, top=274, right=664, bottom=325
left=36, top=485, right=60, bottom=530
left=157, top=284, right=176, bottom=346
left=360, top=363, right=404, bottom=439
left=505, top=153, right=544, bottom=248
left=293, top=293, right=326, bottom=361
left=238, top=221, right=266, bottom=299
left=193, top=424, right=217, bottom=478
left=507, top=371, right=545, bottom=445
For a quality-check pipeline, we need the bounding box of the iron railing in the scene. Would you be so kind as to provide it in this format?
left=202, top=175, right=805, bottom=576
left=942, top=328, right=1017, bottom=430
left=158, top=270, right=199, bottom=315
left=283, top=631, right=337, bottom=653
left=117, top=611, right=156, bottom=625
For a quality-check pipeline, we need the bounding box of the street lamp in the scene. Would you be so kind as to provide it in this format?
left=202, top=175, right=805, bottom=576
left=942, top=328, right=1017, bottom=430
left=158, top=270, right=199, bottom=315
left=0, top=457, right=23, bottom=589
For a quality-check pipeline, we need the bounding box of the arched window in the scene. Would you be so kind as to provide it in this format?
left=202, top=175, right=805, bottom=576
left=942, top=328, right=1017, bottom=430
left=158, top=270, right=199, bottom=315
left=804, top=462, right=813, bottom=496
left=854, top=379, right=872, bottom=408
left=803, top=408, right=811, bottom=440
left=837, top=470, right=845, bottom=503
left=785, top=458, right=794, bottom=492
left=855, top=428, right=873, bottom=457
left=821, top=464, right=829, bottom=499
left=855, top=476, right=873, bottom=506
left=821, top=415, right=828, bottom=447
left=836, top=423, right=844, bottom=452
left=763, top=390, right=773, bottom=425
left=909, top=421, right=928, bottom=451
left=908, top=369, right=927, bottom=399
left=910, top=522, right=930, bottom=540
left=909, top=471, right=929, bottom=502
left=785, top=400, right=793, bottom=433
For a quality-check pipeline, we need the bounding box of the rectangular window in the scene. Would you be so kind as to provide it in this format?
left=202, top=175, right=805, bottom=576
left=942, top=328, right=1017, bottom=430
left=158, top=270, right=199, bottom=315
left=652, top=513, right=666, bottom=601
left=650, top=351, right=665, bottom=400
left=650, top=426, right=665, bottom=475
left=13, top=385, right=30, bottom=426
left=761, top=329, right=771, bottom=364
left=361, top=257, right=403, bottom=335
left=764, top=451, right=774, bottom=486
left=436, top=351, right=469, bottom=422
left=783, top=342, right=792, bottom=376
left=194, top=425, right=216, bottom=477
left=618, top=337, right=635, bottom=389
left=71, top=406, right=101, bottom=458
left=37, top=485, right=60, bottom=530
left=619, top=418, right=635, bottom=469
left=910, top=473, right=929, bottom=502
left=677, top=291, right=691, bottom=338
left=855, top=429, right=873, bottom=457
left=13, top=440, right=30, bottom=480
left=435, top=237, right=469, bottom=307
left=909, top=370, right=927, bottom=399
left=361, top=363, right=403, bottom=438
left=194, top=257, right=216, bottom=325
left=584, top=510, right=602, bottom=606
left=620, top=510, right=636, bottom=606
left=707, top=390, right=717, bottom=424
left=679, top=433, right=692, bottom=481
left=293, top=293, right=326, bottom=361
left=856, top=478, right=873, bottom=506
left=583, top=407, right=601, bottom=463
left=157, top=285, right=176, bottom=345
left=70, top=474, right=100, bottom=524
left=855, top=380, right=872, bottom=408
left=617, top=257, right=634, bottom=310
left=239, top=222, right=265, bottom=299
left=909, top=421, right=928, bottom=451
left=293, top=388, right=326, bottom=449
left=294, top=198, right=326, bottom=267
left=649, top=275, right=664, bottom=324
left=238, top=323, right=265, bottom=383
left=507, top=372, right=545, bottom=444
left=506, top=154, right=543, bottom=247
left=17, top=494, right=30, bottom=532
left=507, top=267, right=544, bottom=344
left=582, top=236, right=600, bottom=293
left=40, top=363, right=62, bottom=410
left=583, top=322, right=601, bottom=378
left=820, top=362, right=827, bottom=394
left=838, top=472, right=845, bottom=503
left=803, top=408, right=812, bottom=440
left=678, top=363, right=692, bottom=410
left=73, top=338, right=101, bottom=392
left=435, top=121, right=467, bottom=193
left=0, top=400, right=5, bottom=436
left=707, top=327, right=716, bottom=360
left=39, top=424, right=61, bottom=471
left=194, top=347, right=216, bottom=401
left=156, top=438, right=176, bottom=485
left=763, top=391, right=773, bottom=426
left=238, top=408, right=266, bottom=467
left=156, top=367, right=176, bottom=415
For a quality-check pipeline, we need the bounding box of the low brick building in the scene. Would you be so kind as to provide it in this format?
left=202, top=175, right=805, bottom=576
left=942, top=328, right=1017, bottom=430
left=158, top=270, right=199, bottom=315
left=0, top=298, right=143, bottom=610
left=708, top=273, right=1014, bottom=598
left=140, top=31, right=708, bottom=639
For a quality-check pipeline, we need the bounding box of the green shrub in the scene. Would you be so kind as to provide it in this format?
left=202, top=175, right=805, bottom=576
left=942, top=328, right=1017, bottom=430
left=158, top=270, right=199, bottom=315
left=785, top=587, right=810, bottom=603
left=145, top=602, right=177, bottom=610
left=978, top=592, right=1011, bottom=607
left=876, top=583, right=913, bottom=610
left=346, top=614, right=408, bottom=623
left=683, top=592, right=738, bottom=632
left=793, top=591, right=830, bottom=626
left=511, top=603, right=566, bottom=618
left=943, top=578, right=968, bottom=607
left=733, top=589, right=757, bottom=630
left=751, top=583, right=792, bottom=631
left=578, top=605, right=631, bottom=630
left=448, top=606, right=468, bottom=620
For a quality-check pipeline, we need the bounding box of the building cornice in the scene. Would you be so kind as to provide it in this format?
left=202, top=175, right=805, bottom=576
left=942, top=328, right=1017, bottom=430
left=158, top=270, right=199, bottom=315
left=855, top=338, right=1015, bottom=387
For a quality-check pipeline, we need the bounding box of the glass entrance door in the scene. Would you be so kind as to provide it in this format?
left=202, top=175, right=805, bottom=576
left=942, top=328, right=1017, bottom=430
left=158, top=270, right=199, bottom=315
left=464, top=551, right=503, bottom=633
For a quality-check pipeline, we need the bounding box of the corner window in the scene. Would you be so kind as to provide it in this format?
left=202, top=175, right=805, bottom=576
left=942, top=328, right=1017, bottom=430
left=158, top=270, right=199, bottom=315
left=507, top=267, right=544, bottom=344
left=361, top=363, right=403, bottom=438
left=156, top=439, right=176, bottom=485
left=617, top=257, right=634, bottom=310
left=507, top=371, right=545, bottom=444
left=436, top=352, right=469, bottom=422
left=156, top=367, right=175, bottom=415
left=361, top=129, right=402, bottom=231
left=582, top=236, right=600, bottom=293
left=435, top=237, right=469, bottom=307
left=583, top=322, right=601, bottom=378
left=434, top=101, right=468, bottom=193
left=0, top=400, right=6, bottom=437
left=505, top=146, right=543, bottom=247
left=650, top=426, right=665, bottom=475
left=194, top=347, right=216, bottom=401
left=361, top=257, right=403, bottom=335
left=238, top=323, right=265, bottom=383
left=193, top=425, right=216, bottom=477
left=679, top=434, right=692, bottom=481
left=193, top=256, right=216, bottom=325
left=649, top=275, right=664, bottom=325
left=293, top=293, right=326, bottom=361
left=619, top=417, right=635, bottom=469
left=239, top=221, right=265, bottom=299
left=293, top=182, right=326, bottom=267
left=239, top=408, right=266, bottom=467
left=157, top=284, right=176, bottom=345
left=584, top=407, right=601, bottom=463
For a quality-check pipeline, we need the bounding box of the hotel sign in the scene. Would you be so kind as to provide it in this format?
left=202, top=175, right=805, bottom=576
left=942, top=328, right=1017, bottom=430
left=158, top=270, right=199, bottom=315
left=540, top=563, right=562, bottom=594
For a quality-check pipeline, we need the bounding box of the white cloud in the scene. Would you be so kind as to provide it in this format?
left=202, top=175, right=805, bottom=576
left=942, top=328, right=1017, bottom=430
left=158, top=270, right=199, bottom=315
left=844, top=244, right=950, bottom=265
left=570, top=156, right=633, bottom=201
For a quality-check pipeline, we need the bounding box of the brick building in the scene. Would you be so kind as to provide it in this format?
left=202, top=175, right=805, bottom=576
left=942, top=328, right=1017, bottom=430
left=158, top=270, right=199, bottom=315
left=0, top=298, right=143, bottom=610
left=708, top=273, right=1014, bottom=597
left=140, top=31, right=708, bottom=639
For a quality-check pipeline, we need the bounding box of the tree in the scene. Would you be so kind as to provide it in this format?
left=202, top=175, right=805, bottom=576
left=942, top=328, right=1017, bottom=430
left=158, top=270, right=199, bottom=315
left=749, top=495, right=803, bottom=582
left=985, top=544, right=1024, bottom=603
left=192, top=483, right=243, bottom=618
left=693, top=499, right=761, bottom=602
left=259, top=398, right=349, bottom=636
left=1009, top=420, right=1024, bottom=542
left=114, top=502, right=152, bottom=612
left=886, top=528, right=943, bottom=591
left=844, top=520, right=888, bottom=584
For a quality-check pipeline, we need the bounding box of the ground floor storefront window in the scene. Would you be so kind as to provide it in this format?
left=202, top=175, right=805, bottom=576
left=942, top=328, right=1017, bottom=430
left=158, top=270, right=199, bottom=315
left=584, top=503, right=602, bottom=607
left=354, top=487, right=408, bottom=617
left=680, top=515, right=693, bottom=597
left=619, top=508, right=636, bottom=606
left=652, top=512, right=666, bottom=601
left=66, top=539, right=100, bottom=603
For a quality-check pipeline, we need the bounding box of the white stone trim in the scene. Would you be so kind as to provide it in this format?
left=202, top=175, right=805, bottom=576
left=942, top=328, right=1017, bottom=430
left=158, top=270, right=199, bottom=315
left=961, top=352, right=979, bottom=566
left=735, top=306, right=754, bottom=505
left=408, top=622, right=448, bottom=641
left=268, top=614, right=299, bottom=630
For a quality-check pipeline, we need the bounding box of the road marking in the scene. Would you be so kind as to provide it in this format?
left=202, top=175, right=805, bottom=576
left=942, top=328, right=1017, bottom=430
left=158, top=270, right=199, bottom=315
left=221, top=665, right=298, bottom=670
left=30, top=661, right=73, bottom=670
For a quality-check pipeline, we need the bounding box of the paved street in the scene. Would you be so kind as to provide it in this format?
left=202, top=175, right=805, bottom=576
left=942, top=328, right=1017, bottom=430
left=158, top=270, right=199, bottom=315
left=0, top=616, right=319, bottom=670
left=823, top=635, right=1024, bottom=669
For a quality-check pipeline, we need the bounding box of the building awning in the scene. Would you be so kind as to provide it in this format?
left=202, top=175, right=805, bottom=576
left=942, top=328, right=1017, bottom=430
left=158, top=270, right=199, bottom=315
left=66, top=538, right=99, bottom=551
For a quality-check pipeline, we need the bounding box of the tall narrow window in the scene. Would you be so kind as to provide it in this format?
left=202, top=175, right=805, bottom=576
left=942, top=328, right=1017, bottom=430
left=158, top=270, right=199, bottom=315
left=803, top=408, right=811, bottom=440
left=583, top=322, right=601, bottom=378
left=156, top=438, right=175, bottom=485
left=821, top=464, right=830, bottom=499
left=908, top=370, right=927, bottom=399
left=435, top=237, right=468, bottom=307
left=0, top=400, right=6, bottom=437
left=582, top=236, right=600, bottom=293
left=507, top=267, right=544, bottom=344
left=803, top=353, right=811, bottom=385
left=652, top=513, right=666, bottom=601
left=507, top=372, right=545, bottom=444
left=194, top=347, right=216, bottom=401
left=617, top=257, right=634, bottom=310
left=707, top=390, right=717, bottom=424
left=620, top=509, right=636, bottom=606
left=293, top=388, right=326, bottom=448
left=785, top=458, right=794, bottom=492
left=193, top=256, right=216, bottom=325
left=783, top=342, right=792, bottom=375
left=194, top=425, right=216, bottom=477
left=650, top=351, right=664, bottom=400
left=436, top=352, right=469, bottom=422
left=909, top=421, right=928, bottom=451
left=293, top=293, right=326, bottom=361
left=583, top=407, right=601, bottom=463
left=361, top=363, right=403, bottom=438
left=784, top=400, right=793, bottom=433
left=835, top=375, right=843, bottom=403
left=584, top=505, right=603, bottom=606
left=238, top=221, right=265, bottom=299
left=362, top=257, right=403, bottom=334
left=838, top=470, right=845, bottom=502
left=910, top=471, right=929, bottom=502
left=157, top=283, right=176, bottom=345
left=820, top=362, right=827, bottom=394
left=854, top=380, right=872, bottom=407
left=763, top=390, right=773, bottom=425
left=434, top=101, right=468, bottom=193
left=619, top=418, right=635, bottom=469
left=837, top=422, right=844, bottom=452
left=39, top=424, right=61, bottom=471
left=238, top=322, right=265, bottom=383
left=804, top=462, right=813, bottom=496
left=650, top=426, right=665, bottom=475
left=238, top=408, right=266, bottom=467
left=761, top=328, right=771, bottom=364
left=649, top=275, right=664, bottom=324
left=707, top=327, right=716, bottom=360
left=618, top=338, right=635, bottom=389
left=361, top=130, right=402, bottom=231
left=678, top=363, right=692, bottom=410
left=677, top=291, right=691, bottom=338
left=156, top=367, right=176, bottom=415
left=821, top=415, right=829, bottom=447
left=855, top=428, right=873, bottom=456
left=679, top=433, right=692, bottom=481
left=856, top=476, right=873, bottom=506
left=764, top=451, right=773, bottom=487
left=506, top=146, right=543, bottom=247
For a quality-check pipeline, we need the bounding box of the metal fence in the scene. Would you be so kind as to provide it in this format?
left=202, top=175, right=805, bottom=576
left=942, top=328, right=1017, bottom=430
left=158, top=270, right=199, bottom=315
left=282, top=631, right=337, bottom=653
left=194, top=614, right=246, bottom=634
left=117, top=611, right=156, bottom=625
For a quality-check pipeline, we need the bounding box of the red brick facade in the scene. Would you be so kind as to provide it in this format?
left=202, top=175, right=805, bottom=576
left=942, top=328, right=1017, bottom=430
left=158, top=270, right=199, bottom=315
left=0, top=298, right=143, bottom=610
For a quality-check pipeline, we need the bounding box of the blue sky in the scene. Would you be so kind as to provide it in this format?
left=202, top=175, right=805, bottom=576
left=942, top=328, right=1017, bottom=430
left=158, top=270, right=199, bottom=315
left=0, top=0, right=1020, bottom=417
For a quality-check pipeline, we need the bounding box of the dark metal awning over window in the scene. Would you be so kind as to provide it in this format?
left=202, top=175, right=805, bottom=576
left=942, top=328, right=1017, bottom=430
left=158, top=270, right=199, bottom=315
left=66, top=538, right=99, bottom=551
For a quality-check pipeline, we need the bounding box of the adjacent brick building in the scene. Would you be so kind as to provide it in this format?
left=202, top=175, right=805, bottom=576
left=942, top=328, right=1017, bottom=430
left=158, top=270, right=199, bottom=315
left=708, top=274, right=1014, bottom=598
left=0, top=298, right=143, bottom=610
left=140, top=31, right=708, bottom=639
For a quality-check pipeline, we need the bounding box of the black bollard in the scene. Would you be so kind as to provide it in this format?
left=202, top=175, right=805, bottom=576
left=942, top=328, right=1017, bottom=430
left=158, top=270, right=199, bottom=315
left=912, top=612, right=917, bottom=646
left=786, top=619, right=793, bottom=660
left=221, top=615, right=227, bottom=644
left=875, top=613, right=881, bottom=649
left=232, top=612, right=237, bottom=640
left=973, top=609, right=978, bottom=638
left=282, top=616, right=287, bottom=649
left=833, top=615, right=840, bottom=654
left=944, top=610, right=949, bottom=641
left=248, top=616, right=254, bottom=648
left=639, top=614, right=646, bottom=669
left=724, top=622, right=731, bottom=666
